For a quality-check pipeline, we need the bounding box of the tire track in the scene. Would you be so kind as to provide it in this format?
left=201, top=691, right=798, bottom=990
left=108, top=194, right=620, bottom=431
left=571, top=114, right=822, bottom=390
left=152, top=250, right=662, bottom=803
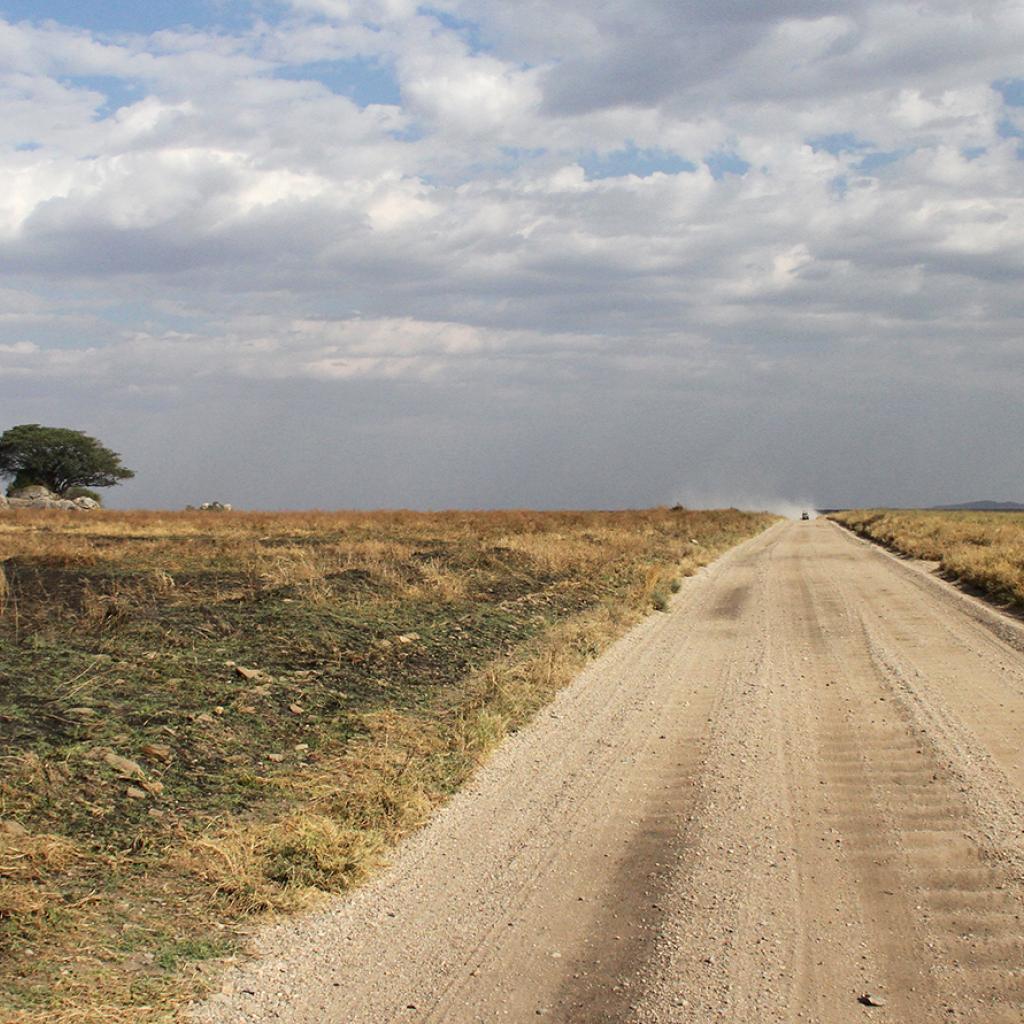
left=799, top=524, right=1024, bottom=1024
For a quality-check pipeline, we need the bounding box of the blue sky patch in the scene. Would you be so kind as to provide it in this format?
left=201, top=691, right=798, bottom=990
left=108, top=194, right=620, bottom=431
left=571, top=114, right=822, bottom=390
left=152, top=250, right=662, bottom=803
left=274, top=57, right=402, bottom=108
left=580, top=145, right=696, bottom=180
left=994, top=78, right=1024, bottom=106
left=808, top=133, right=872, bottom=155
left=997, top=116, right=1023, bottom=139
left=810, top=133, right=907, bottom=173
left=61, top=74, right=143, bottom=116
left=418, top=6, right=490, bottom=54
left=705, top=151, right=750, bottom=179
left=389, top=122, right=426, bottom=144
left=855, top=149, right=904, bottom=173
left=829, top=175, right=849, bottom=199
left=0, top=1, right=284, bottom=34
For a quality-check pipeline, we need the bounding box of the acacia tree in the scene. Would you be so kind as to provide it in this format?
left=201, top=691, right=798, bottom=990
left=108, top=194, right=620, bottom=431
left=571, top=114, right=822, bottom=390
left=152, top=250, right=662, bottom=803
left=0, top=424, right=135, bottom=496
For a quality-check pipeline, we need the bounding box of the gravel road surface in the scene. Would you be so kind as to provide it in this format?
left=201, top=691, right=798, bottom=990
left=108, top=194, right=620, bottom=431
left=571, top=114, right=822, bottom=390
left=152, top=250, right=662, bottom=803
left=193, top=519, right=1024, bottom=1024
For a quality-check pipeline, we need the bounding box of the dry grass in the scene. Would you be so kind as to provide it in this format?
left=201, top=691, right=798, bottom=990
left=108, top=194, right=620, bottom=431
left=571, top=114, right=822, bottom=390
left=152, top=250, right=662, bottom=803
left=0, top=505, right=775, bottom=1022
left=830, top=509, right=1024, bottom=608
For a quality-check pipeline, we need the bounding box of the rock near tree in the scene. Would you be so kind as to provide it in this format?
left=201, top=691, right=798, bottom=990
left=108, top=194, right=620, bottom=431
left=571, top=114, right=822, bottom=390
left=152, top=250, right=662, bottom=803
left=4, top=485, right=99, bottom=511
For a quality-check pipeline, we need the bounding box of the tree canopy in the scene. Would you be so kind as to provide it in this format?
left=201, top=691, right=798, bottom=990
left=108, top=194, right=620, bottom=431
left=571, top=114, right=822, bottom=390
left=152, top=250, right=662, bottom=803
left=0, top=424, right=135, bottom=495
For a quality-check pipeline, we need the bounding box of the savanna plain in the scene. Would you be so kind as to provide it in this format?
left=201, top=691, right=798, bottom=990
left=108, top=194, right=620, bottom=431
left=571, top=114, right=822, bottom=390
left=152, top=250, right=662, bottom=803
left=5, top=507, right=1024, bottom=1024
left=0, top=506, right=772, bottom=1023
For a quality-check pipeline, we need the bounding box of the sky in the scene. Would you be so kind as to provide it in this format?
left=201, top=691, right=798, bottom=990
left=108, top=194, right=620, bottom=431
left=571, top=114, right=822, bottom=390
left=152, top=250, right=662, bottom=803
left=1, top=0, right=1022, bottom=510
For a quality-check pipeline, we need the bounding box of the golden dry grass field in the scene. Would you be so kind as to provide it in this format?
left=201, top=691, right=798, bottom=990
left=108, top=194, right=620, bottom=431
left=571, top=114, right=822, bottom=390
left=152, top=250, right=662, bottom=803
left=829, top=508, right=1024, bottom=609
left=0, top=506, right=774, bottom=1023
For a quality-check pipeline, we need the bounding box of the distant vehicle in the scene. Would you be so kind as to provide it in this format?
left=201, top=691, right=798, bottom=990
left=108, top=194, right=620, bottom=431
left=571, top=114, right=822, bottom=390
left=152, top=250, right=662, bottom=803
left=801, top=511, right=810, bottom=520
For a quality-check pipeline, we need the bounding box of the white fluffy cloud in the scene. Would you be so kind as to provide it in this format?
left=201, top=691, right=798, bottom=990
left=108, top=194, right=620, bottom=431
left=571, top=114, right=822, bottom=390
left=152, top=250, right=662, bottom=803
left=1, top=1, right=1022, bottom=507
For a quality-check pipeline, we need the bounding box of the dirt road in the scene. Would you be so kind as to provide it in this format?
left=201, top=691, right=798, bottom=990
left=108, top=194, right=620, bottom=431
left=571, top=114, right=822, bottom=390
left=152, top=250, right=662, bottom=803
left=195, top=520, right=1024, bottom=1024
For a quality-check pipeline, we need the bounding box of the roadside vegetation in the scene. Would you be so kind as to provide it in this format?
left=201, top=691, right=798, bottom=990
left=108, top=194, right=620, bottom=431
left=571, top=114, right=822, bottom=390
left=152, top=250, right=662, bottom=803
left=0, top=506, right=774, bottom=1023
left=830, top=509, right=1024, bottom=608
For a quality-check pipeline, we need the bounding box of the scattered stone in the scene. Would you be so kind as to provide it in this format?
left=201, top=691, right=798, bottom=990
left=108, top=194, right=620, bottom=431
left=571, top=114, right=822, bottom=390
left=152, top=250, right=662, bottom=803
left=99, top=750, right=147, bottom=780
left=859, top=994, right=887, bottom=1008
left=68, top=707, right=97, bottom=718
left=147, top=808, right=165, bottom=819
left=194, top=712, right=215, bottom=725
left=396, top=633, right=421, bottom=644
left=266, top=753, right=285, bottom=763
left=289, top=703, right=304, bottom=715
left=140, top=779, right=164, bottom=796
left=125, top=786, right=148, bottom=800
left=214, top=706, right=225, bottom=715
left=234, top=666, right=262, bottom=681
left=140, top=743, right=172, bottom=763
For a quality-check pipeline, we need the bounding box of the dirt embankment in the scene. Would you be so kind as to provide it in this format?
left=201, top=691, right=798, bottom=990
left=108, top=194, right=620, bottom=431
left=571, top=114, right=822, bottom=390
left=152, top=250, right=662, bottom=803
left=194, top=519, right=1024, bottom=1024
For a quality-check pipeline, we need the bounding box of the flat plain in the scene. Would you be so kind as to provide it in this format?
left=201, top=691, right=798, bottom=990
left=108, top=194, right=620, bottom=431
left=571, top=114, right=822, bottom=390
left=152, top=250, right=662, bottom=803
left=0, top=506, right=772, bottom=1022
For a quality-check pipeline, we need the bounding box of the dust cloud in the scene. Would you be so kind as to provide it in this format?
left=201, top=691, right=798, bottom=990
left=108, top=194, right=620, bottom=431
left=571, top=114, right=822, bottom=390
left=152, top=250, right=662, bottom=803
left=672, top=493, right=818, bottom=520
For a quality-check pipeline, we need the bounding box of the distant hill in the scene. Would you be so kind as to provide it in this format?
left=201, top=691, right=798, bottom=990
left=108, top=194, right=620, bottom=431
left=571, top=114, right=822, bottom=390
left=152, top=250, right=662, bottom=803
left=930, top=500, right=1024, bottom=511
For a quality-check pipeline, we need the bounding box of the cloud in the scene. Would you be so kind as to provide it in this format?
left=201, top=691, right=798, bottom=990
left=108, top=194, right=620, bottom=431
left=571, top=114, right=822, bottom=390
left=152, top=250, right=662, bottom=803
left=1, top=1, right=1022, bottom=508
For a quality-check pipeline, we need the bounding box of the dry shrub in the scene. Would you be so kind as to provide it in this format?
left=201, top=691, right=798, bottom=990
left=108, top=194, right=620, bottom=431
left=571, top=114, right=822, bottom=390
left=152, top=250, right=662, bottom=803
left=632, top=564, right=671, bottom=608
left=261, top=815, right=384, bottom=890
left=0, top=827, right=80, bottom=881
left=185, top=828, right=286, bottom=915
left=186, top=815, right=386, bottom=914
left=75, top=578, right=143, bottom=632
left=149, top=568, right=176, bottom=593
left=0, top=877, right=48, bottom=919
left=255, top=548, right=334, bottom=604
left=0, top=826, right=81, bottom=928
left=308, top=710, right=442, bottom=834
left=414, top=559, right=467, bottom=602
left=345, top=542, right=418, bottom=596
left=0, top=562, right=7, bottom=613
